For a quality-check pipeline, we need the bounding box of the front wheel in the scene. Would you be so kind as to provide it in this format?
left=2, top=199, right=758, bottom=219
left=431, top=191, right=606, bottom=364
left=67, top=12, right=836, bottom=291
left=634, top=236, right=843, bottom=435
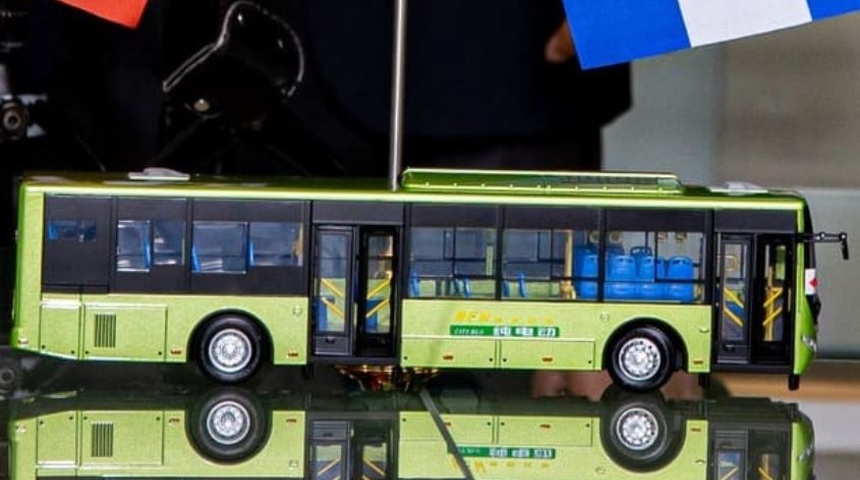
left=187, top=388, right=270, bottom=463
left=608, top=326, right=674, bottom=392
left=197, top=315, right=264, bottom=384
left=601, top=396, right=684, bottom=472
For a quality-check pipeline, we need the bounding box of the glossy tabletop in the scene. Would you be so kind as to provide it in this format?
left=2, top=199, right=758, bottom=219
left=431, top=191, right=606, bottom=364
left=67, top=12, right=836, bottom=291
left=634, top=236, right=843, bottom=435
left=2, top=356, right=859, bottom=479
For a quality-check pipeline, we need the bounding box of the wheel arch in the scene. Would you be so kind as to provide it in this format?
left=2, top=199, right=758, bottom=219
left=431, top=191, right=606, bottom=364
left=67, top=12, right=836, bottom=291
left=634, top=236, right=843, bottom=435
left=188, top=309, right=274, bottom=365
left=603, top=318, right=689, bottom=373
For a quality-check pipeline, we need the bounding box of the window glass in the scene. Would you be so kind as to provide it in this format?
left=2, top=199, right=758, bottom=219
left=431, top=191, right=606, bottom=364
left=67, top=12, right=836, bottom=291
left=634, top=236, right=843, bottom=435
left=192, top=221, right=247, bottom=273
left=46, top=219, right=97, bottom=242
left=153, top=220, right=185, bottom=266
left=116, top=220, right=151, bottom=272
left=249, top=222, right=303, bottom=267
left=604, top=230, right=705, bottom=303
left=503, top=229, right=584, bottom=300
left=408, top=227, right=494, bottom=298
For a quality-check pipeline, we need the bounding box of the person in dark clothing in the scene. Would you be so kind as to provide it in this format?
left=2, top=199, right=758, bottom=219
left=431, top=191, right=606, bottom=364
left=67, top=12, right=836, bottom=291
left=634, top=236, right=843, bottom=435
left=15, top=0, right=630, bottom=175
left=288, top=0, right=631, bottom=173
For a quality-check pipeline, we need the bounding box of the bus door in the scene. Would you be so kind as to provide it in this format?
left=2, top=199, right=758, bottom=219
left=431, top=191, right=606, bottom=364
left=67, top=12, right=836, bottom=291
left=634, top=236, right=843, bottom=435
left=312, top=226, right=397, bottom=359
left=310, top=418, right=394, bottom=480
left=752, top=236, right=793, bottom=365
left=716, top=235, right=793, bottom=366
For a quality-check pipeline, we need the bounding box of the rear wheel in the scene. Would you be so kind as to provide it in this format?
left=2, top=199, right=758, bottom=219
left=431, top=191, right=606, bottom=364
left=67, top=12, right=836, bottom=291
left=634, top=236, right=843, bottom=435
left=608, top=326, right=674, bottom=392
left=197, top=315, right=264, bottom=383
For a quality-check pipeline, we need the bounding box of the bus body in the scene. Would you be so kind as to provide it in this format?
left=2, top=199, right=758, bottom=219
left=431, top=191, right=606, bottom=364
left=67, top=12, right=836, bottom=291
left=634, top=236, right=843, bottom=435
left=9, top=388, right=814, bottom=480
left=10, top=169, right=834, bottom=390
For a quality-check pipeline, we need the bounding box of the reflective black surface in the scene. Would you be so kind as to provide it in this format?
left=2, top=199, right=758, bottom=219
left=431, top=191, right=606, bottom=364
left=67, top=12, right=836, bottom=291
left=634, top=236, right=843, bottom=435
left=0, top=352, right=846, bottom=479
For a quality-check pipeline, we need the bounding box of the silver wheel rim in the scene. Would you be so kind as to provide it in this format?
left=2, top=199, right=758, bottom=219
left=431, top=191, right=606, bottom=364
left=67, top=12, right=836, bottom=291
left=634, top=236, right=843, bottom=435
left=615, top=407, right=660, bottom=451
left=206, top=400, right=250, bottom=446
left=617, top=336, right=662, bottom=381
left=208, top=328, right=253, bottom=374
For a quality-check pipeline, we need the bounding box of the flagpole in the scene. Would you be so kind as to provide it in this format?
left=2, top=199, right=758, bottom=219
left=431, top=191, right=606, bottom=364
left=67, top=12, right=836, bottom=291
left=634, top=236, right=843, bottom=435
left=388, top=0, right=408, bottom=192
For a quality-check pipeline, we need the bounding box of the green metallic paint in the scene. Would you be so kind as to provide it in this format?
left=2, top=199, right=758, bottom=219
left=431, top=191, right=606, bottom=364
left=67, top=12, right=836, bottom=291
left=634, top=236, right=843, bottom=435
left=12, top=172, right=812, bottom=378
left=27, top=293, right=309, bottom=365
left=396, top=411, right=711, bottom=479
left=12, top=409, right=306, bottom=479
left=400, top=299, right=712, bottom=373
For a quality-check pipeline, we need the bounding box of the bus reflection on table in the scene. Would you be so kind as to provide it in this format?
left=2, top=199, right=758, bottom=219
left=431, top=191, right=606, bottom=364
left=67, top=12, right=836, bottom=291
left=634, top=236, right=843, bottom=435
left=8, top=387, right=813, bottom=480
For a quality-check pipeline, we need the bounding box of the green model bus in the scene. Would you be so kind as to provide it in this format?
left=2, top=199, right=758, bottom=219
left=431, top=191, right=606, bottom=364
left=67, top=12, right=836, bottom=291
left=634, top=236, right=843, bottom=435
left=9, top=168, right=847, bottom=391
left=8, top=387, right=814, bottom=480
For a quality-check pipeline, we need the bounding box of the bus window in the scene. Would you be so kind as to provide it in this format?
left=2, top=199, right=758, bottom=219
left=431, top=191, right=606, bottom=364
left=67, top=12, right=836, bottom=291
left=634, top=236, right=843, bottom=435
left=607, top=230, right=705, bottom=303
left=408, top=227, right=495, bottom=298
left=46, top=219, right=97, bottom=243
left=116, top=220, right=151, bottom=272
left=502, top=229, right=581, bottom=300
left=249, top=222, right=303, bottom=267
left=152, top=220, right=185, bottom=266
left=192, top=221, right=248, bottom=273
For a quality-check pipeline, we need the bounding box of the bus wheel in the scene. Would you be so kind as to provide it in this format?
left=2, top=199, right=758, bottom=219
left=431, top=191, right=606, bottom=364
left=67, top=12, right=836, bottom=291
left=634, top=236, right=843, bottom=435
left=608, top=326, right=674, bottom=392
left=601, top=396, right=683, bottom=472
left=198, top=315, right=264, bottom=384
left=188, top=388, right=269, bottom=463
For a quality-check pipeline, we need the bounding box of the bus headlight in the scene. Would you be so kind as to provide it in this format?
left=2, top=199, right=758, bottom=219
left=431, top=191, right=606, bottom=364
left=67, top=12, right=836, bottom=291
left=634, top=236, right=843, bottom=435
left=802, top=335, right=818, bottom=354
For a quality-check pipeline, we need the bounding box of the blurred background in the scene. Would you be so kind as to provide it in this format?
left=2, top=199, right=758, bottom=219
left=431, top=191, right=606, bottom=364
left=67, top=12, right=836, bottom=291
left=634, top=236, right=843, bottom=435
left=0, top=5, right=857, bottom=362
left=0, top=0, right=860, bottom=472
left=603, top=13, right=860, bottom=359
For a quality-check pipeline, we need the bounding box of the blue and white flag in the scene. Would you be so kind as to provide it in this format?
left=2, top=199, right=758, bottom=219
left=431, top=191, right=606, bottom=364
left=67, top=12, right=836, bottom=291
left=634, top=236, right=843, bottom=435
left=563, top=0, right=860, bottom=68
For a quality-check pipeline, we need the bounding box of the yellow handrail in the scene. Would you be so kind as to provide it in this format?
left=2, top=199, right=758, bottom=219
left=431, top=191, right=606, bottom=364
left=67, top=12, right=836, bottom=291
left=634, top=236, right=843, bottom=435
left=320, top=277, right=345, bottom=300
left=320, top=296, right=345, bottom=320
left=366, top=298, right=390, bottom=320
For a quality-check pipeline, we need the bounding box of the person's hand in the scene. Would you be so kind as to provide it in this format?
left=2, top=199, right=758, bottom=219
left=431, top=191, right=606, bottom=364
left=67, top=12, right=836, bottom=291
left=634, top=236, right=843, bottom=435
left=545, top=20, right=575, bottom=63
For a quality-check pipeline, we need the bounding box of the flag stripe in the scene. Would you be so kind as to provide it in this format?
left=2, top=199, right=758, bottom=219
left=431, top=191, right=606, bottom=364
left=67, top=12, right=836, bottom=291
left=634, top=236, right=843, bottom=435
left=565, top=0, right=860, bottom=68
left=566, top=0, right=689, bottom=69
left=808, top=0, right=860, bottom=19
left=56, top=0, right=148, bottom=28
left=679, top=0, right=811, bottom=47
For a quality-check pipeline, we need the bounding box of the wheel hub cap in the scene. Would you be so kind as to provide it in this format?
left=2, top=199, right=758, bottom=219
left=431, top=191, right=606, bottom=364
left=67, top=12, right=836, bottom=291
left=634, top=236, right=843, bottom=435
left=206, top=400, right=250, bottom=445
left=616, top=407, right=659, bottom=450
left=619, top=337, right=661, bottom=380
left=209, top=328, right=252, bottom=373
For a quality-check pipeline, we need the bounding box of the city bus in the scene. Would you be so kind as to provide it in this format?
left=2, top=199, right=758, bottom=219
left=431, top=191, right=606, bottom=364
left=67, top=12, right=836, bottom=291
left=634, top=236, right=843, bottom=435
left=8, top=387, right=815, bottom=480
left=9, top=168, right=848, bottom=391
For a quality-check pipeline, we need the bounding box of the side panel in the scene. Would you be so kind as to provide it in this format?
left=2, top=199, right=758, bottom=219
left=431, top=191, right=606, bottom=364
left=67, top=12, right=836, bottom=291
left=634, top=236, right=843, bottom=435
left=35, top=412, right=78, bottom=473
left=79, top=411, right=164, bottom=468
left=39, top=296, right=82, bottom=359
left=400, top=300, right=712, bottom=372
left=12, top=189, right=46, bottom=354
left=397, top=413, right=710, bottom=480
left=31, top=294, right=309, bottom=364
left=82, top=304, right=166, bottom=360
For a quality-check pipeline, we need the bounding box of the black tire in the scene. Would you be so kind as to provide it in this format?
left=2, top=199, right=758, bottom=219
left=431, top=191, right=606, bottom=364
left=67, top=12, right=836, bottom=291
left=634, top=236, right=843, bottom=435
left=197, top=315, right=264, bottom=384
left=607, top=326, right=674, bottom=392
left=601, top=397, right=684, bottom=473
left=187, top=388, right=270, bottom=463
left=0, top=357, right=21, bottom=397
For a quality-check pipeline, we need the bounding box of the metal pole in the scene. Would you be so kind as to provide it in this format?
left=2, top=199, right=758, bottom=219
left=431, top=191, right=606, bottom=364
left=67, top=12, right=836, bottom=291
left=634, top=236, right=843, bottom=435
left=388, top=0, right=408, bottom=191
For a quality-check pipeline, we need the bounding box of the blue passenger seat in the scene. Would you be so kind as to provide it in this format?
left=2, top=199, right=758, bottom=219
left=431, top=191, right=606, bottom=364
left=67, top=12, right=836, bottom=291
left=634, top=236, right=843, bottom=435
left=667, top=256, right=696, bottom=302
left=637, top=255, right=666, bottom=300
left=605, top=254, right=637, bottom=299
left=576, top=254, right=598, bottom=300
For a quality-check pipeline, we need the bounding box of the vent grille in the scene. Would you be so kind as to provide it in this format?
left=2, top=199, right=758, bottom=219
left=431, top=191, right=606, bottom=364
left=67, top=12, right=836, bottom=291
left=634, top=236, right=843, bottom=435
left=91, top=422, right=114, bottom=457
left=94, top=313, right=117, bottom=348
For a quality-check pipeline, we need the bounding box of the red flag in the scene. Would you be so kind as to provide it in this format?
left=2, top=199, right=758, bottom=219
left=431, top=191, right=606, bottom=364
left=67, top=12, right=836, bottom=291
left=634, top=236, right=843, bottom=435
left=56, top=0, right=149, bottom=28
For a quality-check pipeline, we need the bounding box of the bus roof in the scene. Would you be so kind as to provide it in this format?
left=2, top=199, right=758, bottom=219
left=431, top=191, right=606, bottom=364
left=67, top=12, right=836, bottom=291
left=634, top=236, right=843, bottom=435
left=19, top=168, right=806, bottom=210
